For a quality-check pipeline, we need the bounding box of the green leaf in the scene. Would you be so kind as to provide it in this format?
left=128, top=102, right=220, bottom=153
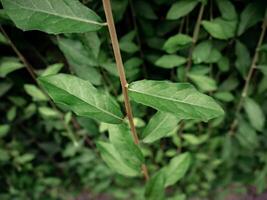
left=214, top=92, right=234, bottom=102
left=163, top=152, right=191, bottom=187
left=96, top=141, right=140, bottom=177
left=202, top=18, right=237, bottom=40
left=41, top=63, right=64, bottom=76
left=215, top=0, right=237, bottom=21
left=38, top=74, right=123, bottom=124
left=38, top=107, right=59, bottom=119
left=134, top=0, right=157, bottom=20
left=238, top=2, right=266, bottom=36
left=182, top=134, right=208, bottom=146
left=244, top=98, right=265, bottom=132
left=145, top=171, right=165, bottom=200
left=192, top=41, right=221, bottom=64
left=166, top=0, right=199, bottom=20
left=108, top=124, right=144, bottom=171
left=235, top=40, right=251, bottom=78
left=0, top=58, right=24, bottom=78
left=0, top=124, right=10, bottom=138
left=163, top=34, right=192, bottom=54
left=128, top=80, right=224, bottom=122
left=24, top=84, right=48, bottom=101
left=155, top=55, right=187, bottom=69
left=217, top=56, right=230, bottom=72
left=119, top=41, right=139, bottom=53
left=188, top=73, right=217, bottom=92
left=236, top=120, right=258, bottom=149
left=142, top=111, right=180, bottom=143
left=2, top=0, right=104, bottom=34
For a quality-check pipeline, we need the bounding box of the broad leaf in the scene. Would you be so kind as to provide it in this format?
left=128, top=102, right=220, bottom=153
left=188, top=73, right=217, bottom=92
left=128, top=80, right=224, bottom=122
left=244, top=98, right=265, bottom=132
left=142, top=111, right=180, bottom=143
left=0, top=58, right=24, bottom=78
left=144, top=171, right=165, bottom=200
left=216, top=0, right=237, bottom=21
left=38, top=74, right=123, bottom=124
left=155, top=55, right=186, bottom=69
left=2, top=0, right=104, bottom=34
left=163, top=152, right=191, bottom=187
left=108, top=124, right=144, bottom=170
left=166, top=0, right=199, bottom=20
left=163, top=34, right=192, bottom=54
left=96, top=141, right=139, bottom=177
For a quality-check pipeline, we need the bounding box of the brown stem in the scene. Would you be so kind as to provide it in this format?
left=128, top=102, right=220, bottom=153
left=228, top=20, right=267, bottom=136
left=102, top=0, right=149, bottom=181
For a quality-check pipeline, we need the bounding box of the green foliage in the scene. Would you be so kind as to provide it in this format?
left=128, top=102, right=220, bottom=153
left=0, top=0, right=267, bottom=199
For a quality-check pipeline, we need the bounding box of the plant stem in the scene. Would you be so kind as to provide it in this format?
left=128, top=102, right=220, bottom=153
left=185, top=3, right=205, bottom=79
left=102, top=0, right=149, bottom=181
left=228, top=19, right=267, bottom=136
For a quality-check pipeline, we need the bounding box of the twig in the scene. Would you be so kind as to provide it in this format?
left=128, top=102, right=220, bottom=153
left=102, top=0, right=149, bottom=181
left=228, top=20, right=267, bottom=136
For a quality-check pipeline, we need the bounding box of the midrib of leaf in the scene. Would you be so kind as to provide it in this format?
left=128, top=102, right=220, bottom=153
left=43, top=80, right=123, bottom=121
left=129, top=88, right=221, bottom=113
left=8, top=0, right=105, bottom=26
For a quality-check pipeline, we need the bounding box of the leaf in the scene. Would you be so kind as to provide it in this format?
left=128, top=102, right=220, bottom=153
left=163, top=34, right=192, bottom=54
left=182, top=134, right=209, bottom=146
left=128, top=80, right=224, bottom=122
left=235, top=40, right=251, bottom=78
left=217, top=56, right=230, bottom=72
left=41, top=63, right=64, bottom=76
left=38, top=107, right=59, bottom=119
left=119, top=41, right=139, bottom=53
left=108, top=124, right=144, bottom=171
left=202, top=18, right=237, bottom=40
left=163, top=152, right=191, bottom=187
left=0, top=124, right=10, bottom=138
left=145, top=171, right=165, bottom=200
left=96, top=141, right=140, bottom=177
left=80, top=32, right=101, bottom=59
left=192, top=41, right=221, bottom=64
left=155, top=55, right=187, bottom=69
left=214, top=92, right=234, bottom=102
left=142, top=111, right=180, bottom=143
left=166, top=0, right=199, bottom=20
left=188, top=73, right=217, bottom=92
left=244, top=98, right=265, bottom=132
left=238, top=2, right=266, bottom=36
left=38, top=74, right=123, bottom=124
left=215, top=0, right=237, bottom=21
left=2, top=0, right=104, bottom=34
left=24, top=84, right=48, bottom=101
left=134, top=0, right=157, bottom=20
left=0, top=58, right=24, bottom=78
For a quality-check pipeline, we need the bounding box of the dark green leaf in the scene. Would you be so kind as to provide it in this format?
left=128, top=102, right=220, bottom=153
left=145, top=171, right=165, bottom=200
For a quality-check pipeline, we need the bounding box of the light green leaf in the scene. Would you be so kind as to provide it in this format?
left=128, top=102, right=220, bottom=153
left=182, top=134, right=209, bottom=146
left=81, top=32, right=101, bottom=59
left=244, top=98, right=265, bottom=132
left=14, top=153, right=35, bottom=164
left=96, top=141, right=140, bottom=177
left=128, top=80, right=224, bottom=122
left=24, top=84, right=48, bottom=101
left=119, top=41, right=139, bottom=53
left=108, top=124, right=144, bottom=171
left=2, top=0, right=104, bottom=34
left=7, top=106, right=16, bottom=121
left=41, top=63, right=64, bottom=76
left=238, top=2, right=265, bottom=36
left=202, top=18, right=237, bottom=40
left=142, top=111, right=180, bottom=143
left=38, top=107, right=59, bottom=118
left=145, top=171, right=165, bottom=200
left=236, top=120, right=258, bottom=149
left=163, top=152, right=191, bottom=187
left=166, top=0, right=199, bottom=20
left=0, top=58, right=24, bottom=78
left=163, top=34, right=192, bottom=54
left=188, top=73, right=217, bottom=92
left=215, top=0, right=237, bottom=21
left=38, top=74, right=123, bottom=124
left=214, top=92, right=234, bottom=102
left=0, top=124, right=10, bottom=138
left=155, top=55, right=187, bottom=69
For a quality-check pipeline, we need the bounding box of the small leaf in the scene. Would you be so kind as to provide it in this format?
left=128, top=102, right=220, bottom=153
left=0, top=125, right=10, bottom=138
left=96, top=141, right=140, bottom=177
left=108, top=124, right=144, bottom=171
left=166, top=0, right=199, bottom=20
left=2, top=0, right=104, bottom=34
left=214, top=92, right=234, bottom=102
left=145, top=171, right=165, bottom=200
left=38, top=74, right=123, bottom=124
left=163, top=152, right=191, bottom=187
left=163, top=34, right=192, bottom=54
left=119, top=41, right=139, bottom=53
left=128, top=80, right=224, bottom=122
left=134, top=0, right=157, bottom=20
left=24, top=84, right=48, bottom=101
left=142, top=111, right=180, bottom=143
left=0, top=58, right=24, bottom=78
left=235, top=40, right=251, bottom=78
left=215, top=0, right=237, bottom=21
left=38, top=107, right=59, bottom=119
left=217, top=56, right=230, bottom=72
left=236, top=120, right=258, bottom=149
left=41, top=63, right=64, bottom=76
left=155, top=55, right=187, bottom=69
left=188, top=73, right=217, bottom=92
left=244, top=98, right=265, bottom=132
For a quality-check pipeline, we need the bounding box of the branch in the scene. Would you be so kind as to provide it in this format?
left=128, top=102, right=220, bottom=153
left=102, top=0, right=149, bottom=181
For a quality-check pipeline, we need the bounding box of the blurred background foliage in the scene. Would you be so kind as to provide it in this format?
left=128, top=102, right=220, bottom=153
left=0, top=0, right=267, bottom=199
